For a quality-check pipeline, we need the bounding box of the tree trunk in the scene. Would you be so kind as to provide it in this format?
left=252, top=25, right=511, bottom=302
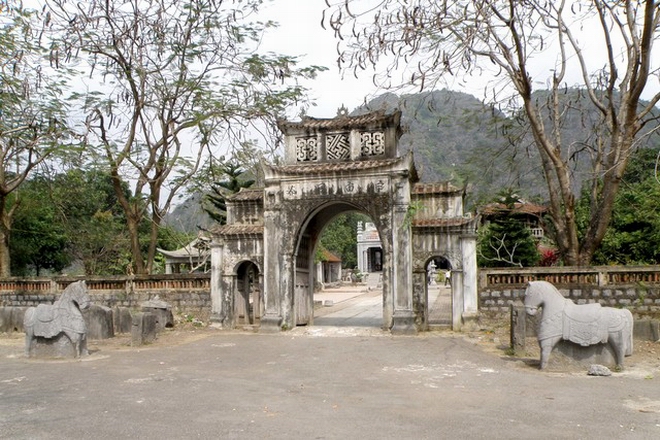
left=0, top=226, right=10, bottom=277
left=125, top=211, right=146, bottom=274
left=110, top=172, right=147, bottom=275
left=0, top=195, right=12, bottom=277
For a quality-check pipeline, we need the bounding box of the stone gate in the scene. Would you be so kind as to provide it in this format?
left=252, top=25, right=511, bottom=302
left=209, top=110, right=479, bottom=333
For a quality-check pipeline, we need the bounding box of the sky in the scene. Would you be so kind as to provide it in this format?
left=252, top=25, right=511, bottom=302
left=260, top=0, right=660, bottom=120
left=259, top=1, right=390, bottom=119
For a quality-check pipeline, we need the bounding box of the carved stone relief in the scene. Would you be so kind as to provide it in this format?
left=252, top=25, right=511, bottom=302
left=296, top=136, right=318, bottom=162
left=326, top=133, right=350, bottom=160
left=360, top=131, right=385, bottom=157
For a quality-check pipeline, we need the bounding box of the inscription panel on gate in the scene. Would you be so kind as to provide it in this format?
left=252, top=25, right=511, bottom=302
left=282, top=177, right=390, bottom=200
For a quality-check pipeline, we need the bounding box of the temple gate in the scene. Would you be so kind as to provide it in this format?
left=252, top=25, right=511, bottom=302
left=210, top=110, right=479, bottom=333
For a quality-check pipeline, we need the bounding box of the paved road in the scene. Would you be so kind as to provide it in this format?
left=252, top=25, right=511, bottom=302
left=1, top=292, right=659, bottom=439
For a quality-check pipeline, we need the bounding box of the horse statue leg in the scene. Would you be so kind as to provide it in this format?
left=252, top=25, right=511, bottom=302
left=23, top=308, right=35, bottom=358
left=79, top=333, right=88, bottom=357
left=608, top=330, right=626, bottom=371
left=24, top=328, right=33, bottom=357
left=539, top=336, right=560, bottom=370
left=64, top=330, right=86, bottom=358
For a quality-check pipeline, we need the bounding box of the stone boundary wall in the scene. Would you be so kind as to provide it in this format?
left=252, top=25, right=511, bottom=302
left=479, top=266, right=660, bottom=318
left=0, top=274, right=211, bottom=318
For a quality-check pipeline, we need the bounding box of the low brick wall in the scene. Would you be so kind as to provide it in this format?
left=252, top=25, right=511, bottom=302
left=0, top=274, right=211, bottom=320
left=479, top=266, right=660, bottom=318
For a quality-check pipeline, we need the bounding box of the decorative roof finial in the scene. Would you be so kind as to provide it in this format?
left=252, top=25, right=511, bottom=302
left=336, top=104, right=348, bottom=117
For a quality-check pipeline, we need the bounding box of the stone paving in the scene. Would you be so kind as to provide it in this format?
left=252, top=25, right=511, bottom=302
left=313, top=283, right=451, bottom=328
left=1, top=286, right=660, bottom=439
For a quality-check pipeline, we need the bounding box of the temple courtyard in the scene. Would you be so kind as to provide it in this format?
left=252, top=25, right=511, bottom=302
left=1, top=285, right=659, bottom=439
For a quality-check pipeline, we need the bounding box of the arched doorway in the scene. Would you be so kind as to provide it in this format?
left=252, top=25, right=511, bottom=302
left=234, top=261, right=261, bottom=327
left=292, top=204, right=386, bottom=329
left=425, top=256, right=452, bottom=327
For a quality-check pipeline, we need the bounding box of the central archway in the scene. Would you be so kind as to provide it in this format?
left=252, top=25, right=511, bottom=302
left=293, top=202, right=387, bottom=329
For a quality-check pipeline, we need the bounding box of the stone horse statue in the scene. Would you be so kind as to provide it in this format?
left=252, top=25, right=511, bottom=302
left=524, top=280, right=633, bottom=370
left=24, top=280, right=91, bottom=358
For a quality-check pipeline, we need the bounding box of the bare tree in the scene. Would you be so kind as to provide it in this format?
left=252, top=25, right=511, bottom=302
left=325, top=0, right=660, bottom=265
left=45, top=0, right=324, bottom=273
left=0, top=4, right=73, bottom=276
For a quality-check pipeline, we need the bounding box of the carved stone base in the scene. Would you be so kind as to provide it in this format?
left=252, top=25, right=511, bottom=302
left=461, top=311, right=480, bottom=332
left=551, top=340, right=617, bottom=368
left=259, top=314, right=283, bottom=333
left=391, top=311, right=417, bottom=335
left=28, top=334, right=78, bottom=359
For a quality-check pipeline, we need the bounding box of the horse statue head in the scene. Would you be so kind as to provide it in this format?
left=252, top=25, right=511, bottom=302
left=60, top=280, right=91, bottom=312
left=523, top=280, right=564, bottom=317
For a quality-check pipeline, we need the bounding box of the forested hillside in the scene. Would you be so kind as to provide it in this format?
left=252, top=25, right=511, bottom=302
left=353, top=90, right=543, bottom=205
left=167, top=89, right=660, bottom=232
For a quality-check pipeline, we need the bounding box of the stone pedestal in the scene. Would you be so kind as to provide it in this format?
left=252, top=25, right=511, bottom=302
left=259, top=314, right=283, bottom=333
left=113, top=307, right=133, bottom=334
left=141, top=299, right=174, bottom=331
left=83, top=305, right=115, bottom=339
left=391, top=311, right=417, bottom=335
left=131, top=312, right=158, bottom=346
left=551, top=341, right=617, bottom=368
left=28, top=334, right=77, bottom=359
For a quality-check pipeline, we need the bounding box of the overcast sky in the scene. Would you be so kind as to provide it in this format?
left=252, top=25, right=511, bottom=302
left=261, top=0, right=660, bottom=120
left=259, top=1, right=389, bottom=119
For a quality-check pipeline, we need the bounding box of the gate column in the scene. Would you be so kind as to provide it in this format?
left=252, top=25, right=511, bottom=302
left=260, top=206, right=284, bottom=332
left=390, top=186, right=417, bottom=335
left=461, top=232, right=479, bottom=329
left=209, top=242, right=229, bottom=327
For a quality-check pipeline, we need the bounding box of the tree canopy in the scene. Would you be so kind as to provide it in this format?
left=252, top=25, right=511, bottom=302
left=325, top=0, right=660, bottom=266
left=41, top=0, right=325, bottom=274
left=203, top=161, right=256, bottom=225
left=587, top=147, right=660, bottom=264
left=0, top=3, right=75, bottom=276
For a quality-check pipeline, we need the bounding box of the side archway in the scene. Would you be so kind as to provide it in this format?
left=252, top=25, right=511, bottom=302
left=234, top=260, right=262, bottom=326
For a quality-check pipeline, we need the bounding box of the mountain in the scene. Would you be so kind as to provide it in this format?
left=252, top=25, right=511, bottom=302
left=164, top=192, right=215, bottom=233
left=354, top=90, right=545, bottom=205
left=165, top=89, right=660, bottom=232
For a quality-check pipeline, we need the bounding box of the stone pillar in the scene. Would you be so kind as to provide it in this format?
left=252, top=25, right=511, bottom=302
left=412, top=270, right=428, bottom=331
left=452, top=270, right=464, bottom=331
left=390, top=188, right=416, bottom=335
left=461, top=233, right=479, bottom=329
left=510, top=304, right=526, bottom=354
left=209, top=242, right=225, bottom=326
left=261, top=207, right=284, bottom=332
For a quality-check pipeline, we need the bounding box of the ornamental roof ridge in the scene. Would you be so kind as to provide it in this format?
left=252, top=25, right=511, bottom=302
left=277, top=110, right=401, bottom=132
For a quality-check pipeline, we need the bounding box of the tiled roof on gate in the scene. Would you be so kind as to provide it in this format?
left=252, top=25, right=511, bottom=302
left=227, top=187, right=264, bottom=202
left=277, top=110, right=400, bottom=132
left=267, top=157, right=412, bottom=175
left=412, top=218, right=476, bottom=227
left=480, top=202, right=547, bottom=216
left=211, top=225, right=264, bottom=236
left=412, top=182, right=463, bottom=195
